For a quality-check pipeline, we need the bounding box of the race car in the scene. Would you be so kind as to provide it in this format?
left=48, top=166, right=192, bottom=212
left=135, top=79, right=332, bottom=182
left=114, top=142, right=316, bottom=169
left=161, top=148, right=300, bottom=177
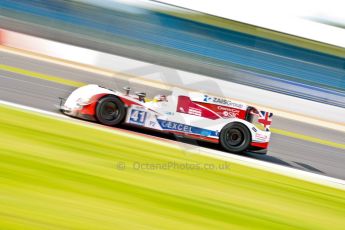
left=60, top=84, right=273, bottom=154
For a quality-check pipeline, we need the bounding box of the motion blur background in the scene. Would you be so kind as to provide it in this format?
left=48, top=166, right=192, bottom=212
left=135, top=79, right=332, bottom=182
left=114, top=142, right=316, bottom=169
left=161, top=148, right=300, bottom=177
left=1, top=0, right=345, bottom=107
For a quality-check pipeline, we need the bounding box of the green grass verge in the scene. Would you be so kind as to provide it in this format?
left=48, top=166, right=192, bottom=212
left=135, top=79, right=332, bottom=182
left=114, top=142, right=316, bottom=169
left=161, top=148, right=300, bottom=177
left=0, top=105, right=344, bottom=230
left=160, top=11, right=345, bottom=58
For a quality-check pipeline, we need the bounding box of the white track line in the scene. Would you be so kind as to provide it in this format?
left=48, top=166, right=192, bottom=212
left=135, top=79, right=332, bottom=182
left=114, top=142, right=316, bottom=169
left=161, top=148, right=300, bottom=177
left=1, top=99, right=344, bottom=190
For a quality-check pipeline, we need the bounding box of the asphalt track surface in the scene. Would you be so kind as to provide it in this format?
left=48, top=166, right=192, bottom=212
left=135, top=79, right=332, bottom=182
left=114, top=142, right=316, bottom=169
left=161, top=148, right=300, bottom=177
left=1, top=51, right=345, bottom=180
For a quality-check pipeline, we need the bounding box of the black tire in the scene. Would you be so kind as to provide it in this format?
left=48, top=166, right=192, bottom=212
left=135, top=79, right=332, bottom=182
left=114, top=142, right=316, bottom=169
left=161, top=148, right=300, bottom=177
left=95, top=95, right=126, bottom=126
left=219, top=122, right=251, bottom=153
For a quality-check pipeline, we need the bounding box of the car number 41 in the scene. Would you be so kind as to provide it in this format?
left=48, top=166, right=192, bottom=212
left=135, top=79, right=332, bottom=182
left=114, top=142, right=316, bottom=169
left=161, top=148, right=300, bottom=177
left=129, top=109, right=147, bottom=125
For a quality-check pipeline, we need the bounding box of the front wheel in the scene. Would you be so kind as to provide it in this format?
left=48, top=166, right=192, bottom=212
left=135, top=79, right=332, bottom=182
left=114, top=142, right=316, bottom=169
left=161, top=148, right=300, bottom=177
left=95, top=95, right=126, bottom=126
left=219, top=122, right=251, bottom=153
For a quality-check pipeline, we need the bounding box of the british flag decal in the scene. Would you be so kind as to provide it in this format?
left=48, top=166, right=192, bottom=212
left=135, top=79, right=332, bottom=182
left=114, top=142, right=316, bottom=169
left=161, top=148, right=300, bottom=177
left=258, top=111, right=273, bottom=131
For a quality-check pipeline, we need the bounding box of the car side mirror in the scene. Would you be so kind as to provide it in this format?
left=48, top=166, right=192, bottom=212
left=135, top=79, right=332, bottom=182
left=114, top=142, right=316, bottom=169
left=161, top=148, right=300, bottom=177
left=123, top=86, right=131, bottom=96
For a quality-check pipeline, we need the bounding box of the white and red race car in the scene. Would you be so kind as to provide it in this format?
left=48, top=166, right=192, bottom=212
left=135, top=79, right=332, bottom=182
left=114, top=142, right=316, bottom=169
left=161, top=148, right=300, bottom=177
left=60, top=84, right=273, bottom=153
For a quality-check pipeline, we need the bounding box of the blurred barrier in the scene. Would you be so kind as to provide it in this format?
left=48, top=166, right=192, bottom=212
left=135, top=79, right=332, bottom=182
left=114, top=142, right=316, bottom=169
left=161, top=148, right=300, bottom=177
left=0, top=0, right=345, bottom=108
left=1, top=28, right=344, bottom=126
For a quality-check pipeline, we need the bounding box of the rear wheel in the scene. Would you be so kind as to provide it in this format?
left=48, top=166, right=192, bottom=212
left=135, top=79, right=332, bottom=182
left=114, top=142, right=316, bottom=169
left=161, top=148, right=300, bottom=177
left=220, top=122, right=251, bottom=153
left=95, top=95, right=125, bottom=126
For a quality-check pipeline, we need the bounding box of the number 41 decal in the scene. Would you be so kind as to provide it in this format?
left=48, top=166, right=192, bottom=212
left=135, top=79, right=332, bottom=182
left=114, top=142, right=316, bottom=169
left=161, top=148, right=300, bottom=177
left=129, top=109, right=147, bottom=125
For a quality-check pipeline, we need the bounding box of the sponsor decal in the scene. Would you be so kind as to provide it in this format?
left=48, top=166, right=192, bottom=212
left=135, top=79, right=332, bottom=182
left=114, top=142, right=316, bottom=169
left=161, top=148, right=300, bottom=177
left=193, top=101, right=246, bottom=119
left=157, top=119, right=218, bottom=137
left=188, top=107, right=202, bottom=116
left=203, top=95, right=213, bottom=102
left=203, top=95, right=244, bottom=109
left=213, top=97, right=244, bottom=109
left=149, top=121, right=156, bottom=127
left=200, top=130, right=211, bottom=136
left=255, top=133, right=268, bottom=141
left=160, top=120, right=192, bottom=133
left=217, top=106, right=239, bottom=118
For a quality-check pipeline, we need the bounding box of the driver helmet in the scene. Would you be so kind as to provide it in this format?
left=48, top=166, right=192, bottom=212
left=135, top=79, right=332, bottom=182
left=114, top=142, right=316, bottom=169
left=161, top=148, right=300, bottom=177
left=154, top=94, right=167, bottom=102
